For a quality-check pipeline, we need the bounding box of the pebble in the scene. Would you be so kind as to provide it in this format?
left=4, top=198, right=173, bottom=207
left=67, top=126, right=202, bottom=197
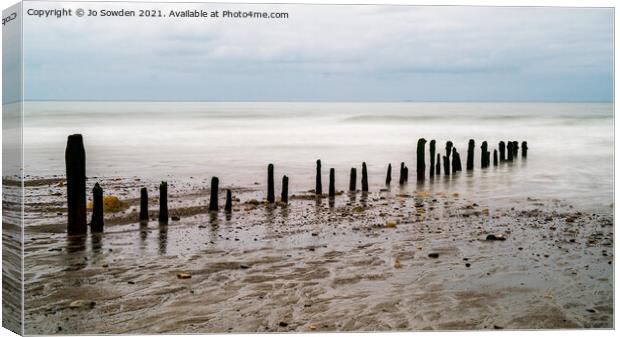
left=177, top=272, right=192, bottom=279
left=428, top=253, right=439, bottom=258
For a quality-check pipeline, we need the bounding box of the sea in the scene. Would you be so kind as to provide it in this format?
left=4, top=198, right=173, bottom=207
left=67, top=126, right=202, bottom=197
left=14, top=101, right=614, bottom=210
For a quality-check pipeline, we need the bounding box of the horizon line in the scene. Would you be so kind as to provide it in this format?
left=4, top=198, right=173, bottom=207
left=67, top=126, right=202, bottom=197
left=11, top=99, right=615, bottom=104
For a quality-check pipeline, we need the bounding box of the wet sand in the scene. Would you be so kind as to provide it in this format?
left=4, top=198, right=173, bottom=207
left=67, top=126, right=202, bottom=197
left=20, top=176, right=613, bottom=334
left=3, top=182, right=23, bottom=334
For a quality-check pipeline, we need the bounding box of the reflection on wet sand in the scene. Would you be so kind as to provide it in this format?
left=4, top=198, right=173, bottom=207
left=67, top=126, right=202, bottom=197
left=66, top=235, right=86, bottom=254
left=158, top=224, right=168, bottom=256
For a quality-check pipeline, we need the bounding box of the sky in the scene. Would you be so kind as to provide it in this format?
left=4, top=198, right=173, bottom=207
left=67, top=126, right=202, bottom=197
left=20, top=2, right=614, bottom=102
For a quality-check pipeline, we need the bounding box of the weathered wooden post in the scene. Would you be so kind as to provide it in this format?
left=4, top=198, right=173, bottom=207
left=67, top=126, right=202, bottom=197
left=486, top=148, right=491, bottom=167
left=416, top=138, right=426, bottom=181
left=493, top=149, right=498, bottom=166
left=361, top=162, right=369, bottom=192
left=443, top=156, right=449, bottom=175
left=429, top=140, right=436, bottom=178
left=507, top=142, right=513, bottom=161
left=521, top=141, right=528, bottom=158
left=444, top=141, right=453, bottom=175
left=436, top=154, right=441, bottom=175
left=386, top=164, right=392, bottom=185
left=225, top=189, right=232, bottom=212
left=349, top=168, right=357, bottom=191
left=451, top=150, right=458, bottom=173
left=404, top=166, right=409, bottom=182
left=159, top=181, right=168, bottom=224
left=329, top=168, right=336, bottom=197
left=466, top=139, right=475, bottom=171
left=499, top=141, right=506, bottom=162
left=481, top=141, right=489, bottom=168
left=512, top=141, right=519, bottom=157
left=267, top=164, right=275, bottom=203
left=316, top=160, right=323, bottom=195
left=66, top=134, right=87, bottom=235
left=399, top=162, right=405, bottom=185
left=452, top=148, right=462, bottom=172
left=281, top=175, right=289, bottom=203
left=209, top=177, right=219, bottom=211
left=90, top=183, right=104, bottom=233
left=139, top=187, right=149, bottom=223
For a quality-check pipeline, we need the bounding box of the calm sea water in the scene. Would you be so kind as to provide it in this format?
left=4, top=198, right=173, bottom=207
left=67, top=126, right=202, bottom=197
left=20, top=101, right=613, bottom=210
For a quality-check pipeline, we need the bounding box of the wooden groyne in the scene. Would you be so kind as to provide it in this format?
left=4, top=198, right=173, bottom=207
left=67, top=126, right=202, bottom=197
left=64, top=134, right=529, bottom=234
left=66, top=134, right=87, bottom=235
left=159, top=181, right=168, bottom=225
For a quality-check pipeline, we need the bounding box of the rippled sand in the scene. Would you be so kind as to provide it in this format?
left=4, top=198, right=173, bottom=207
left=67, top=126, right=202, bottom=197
left=17, top=177, right=614, bottom=334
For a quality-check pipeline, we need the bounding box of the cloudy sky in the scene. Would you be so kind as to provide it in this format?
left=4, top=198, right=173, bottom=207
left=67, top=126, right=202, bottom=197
left=21, top=3, right=613, bottom=101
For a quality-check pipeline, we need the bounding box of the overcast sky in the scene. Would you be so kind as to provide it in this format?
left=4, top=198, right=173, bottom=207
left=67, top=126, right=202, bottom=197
left=21, top=3, right=613, bottom=102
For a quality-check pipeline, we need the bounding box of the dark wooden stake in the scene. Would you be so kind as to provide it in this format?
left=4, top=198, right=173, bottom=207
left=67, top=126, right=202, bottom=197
left=404, top=166, right=409, bottom=182
left=507, top=142, right=513, bottom=161
left=90, top=183, right=104, bottom=233
left=225, top=189, right=232, bottom=212
left=66, top=134, right=87, bottom=235
left=512, top=141, right=519, bottom=157
left=466, top=139, right=475, bottom=171
left=281, top=175, right=289, bottom=203
left=521, top=141, right=528, bottom=158
left=493, top=149, right=498, bottom=166
left=429, top=140, right=436, bottom=178
left=436, top=154, right=441, bottom=175
left=159, top=181, right=168, bottom=224
left=329, top=168, right=336, bottom=197
left=481, top=141, right=490, bottom=168
left=452, top=148, right=462, bottom=172
left=386, top=164, right=392, bottom=185
left=416, top=138, right=426, bottom=181
left=361, top=162, right=369, bottom=192
left=499, top=141, right=506, bottom=162
left=315, top=159, right=323, bottom=195
left=267, top=164, right=275, bottom=203
left=444, top=141, right=453, bottom=175
left=399, top=162, right=405, bottom=185
left=139, top=187, right=149, bottom=223
left=209, top=177, right=219, bottom=211
left=349, top=168, right=357, bottom=191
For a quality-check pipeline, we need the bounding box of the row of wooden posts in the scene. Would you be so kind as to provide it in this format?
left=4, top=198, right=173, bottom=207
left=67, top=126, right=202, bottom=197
left=65, top=134, right=527, bottom=235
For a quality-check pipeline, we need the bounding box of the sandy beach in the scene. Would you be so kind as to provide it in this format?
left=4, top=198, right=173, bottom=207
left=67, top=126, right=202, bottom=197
left=18, top=175, right=613, bottom=334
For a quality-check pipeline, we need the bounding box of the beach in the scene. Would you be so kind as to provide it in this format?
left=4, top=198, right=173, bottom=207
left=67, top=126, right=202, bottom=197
left=19, top=175, right=613, bottom=333
left=5, top=101, right=614, bottom=333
